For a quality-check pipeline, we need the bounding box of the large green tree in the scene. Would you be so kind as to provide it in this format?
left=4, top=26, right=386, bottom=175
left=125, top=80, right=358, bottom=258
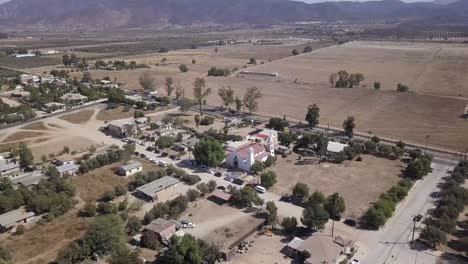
left=19, top=142, right=34, bottom=167
left=160, top=234, right=202, bottom=264
left=85, top=215, right=126, bottom=257
left=292, top=183, right=309, bottom=201
left=243, top=86, right=262, bottom=113
left=260, top=170, right=277, bottom=189
left=324, top=193, right=346, bottom=218
left=342, top=116, right=356, bottom=138
left=301, top=204, right=329, bottom=231
left=193, top=77, right=212, bottom=113
left=192, top=137, right=225, bottom=167
left=218, top=86, right=235, bottom=110
left=139, top=71, right=155, bottom=91
left=305, top=104, right=320, bottom=128
left=266, top=201, right=278, bottom=228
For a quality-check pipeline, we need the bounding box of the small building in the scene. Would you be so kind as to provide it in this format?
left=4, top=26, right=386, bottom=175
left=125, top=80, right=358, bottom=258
left=210, top=190, right=232, bottom=204
left=0, top=161, right=21, bottom=177
left=249, top=129, right=278, bottom=144
left=0, top=208, right=35, bottom=233
left=136, top=176, right=180, bottom=202
left=327, top=141, right=349, bottom=154
left=155, top=127, right=177, bottom=137
left=44, top=102, right=65, bottom=113
left=10, top=171, right=46, bottom=188
left=60, top=93, right=88, bottom=106
left=56, top=163, right=79, bottom=177
left=145, top=218, right=180, bottom=244
left=285, top=235, right=355, bottom=264
left=118, top=161, right=142, bottom=176
left=107, top=120, right=137, bottom=138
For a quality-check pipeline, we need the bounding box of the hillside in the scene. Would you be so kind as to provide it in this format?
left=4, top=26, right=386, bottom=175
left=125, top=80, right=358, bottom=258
left=0, top=0, right=466, bottom=30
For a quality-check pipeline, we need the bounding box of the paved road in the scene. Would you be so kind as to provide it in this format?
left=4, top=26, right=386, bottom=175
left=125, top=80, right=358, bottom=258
left=357, top=161, right=451, bottom=264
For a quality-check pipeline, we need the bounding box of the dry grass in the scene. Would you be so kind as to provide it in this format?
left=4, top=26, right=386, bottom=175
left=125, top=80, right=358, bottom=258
left=2, top=131, right=47, bottom=143
left=96, top=106, right=135, bottom=121
left=21, top=122, right=49, bottom=131
left=249, top=41, right=468, bottom=98
left=271, top=154, right=405, bottom=218
left=71, top=162, right=132, bottom=202
left=3, top=213, right=90, bottom=264
left=58, top=109, right=95, bottom=124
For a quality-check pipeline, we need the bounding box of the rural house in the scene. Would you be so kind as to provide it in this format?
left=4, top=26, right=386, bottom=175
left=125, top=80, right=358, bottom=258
left=56, top=162, right=79, bottom=177
left=225, top=137, right=274, bottom=172
left=118, top=161, right=142, bottom=176
left=144, top=218, right=180, bottom=244
left=107, top=120, right=137, bottom=138
left=60, top=93, right=88, bottom=106
left=0, top=208, right=36, bottom=233
left=136, top=176, right=180, bottom=202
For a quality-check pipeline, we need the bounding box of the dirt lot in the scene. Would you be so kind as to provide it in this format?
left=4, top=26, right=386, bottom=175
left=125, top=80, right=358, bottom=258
left=96, top=106, right=172, bottom=121
left=270, top=153, right=405, bottom=218
left=21, top=122, right=50, bottom=131
left=58, top=109, right=95, bottom=124
left=248, top=41, right=468, bottom=98
left=2, top=131, right=47, bottom=142
left=228, top=233, right=290, bottom=264
left=71, top=162, right=132, bottom=202
left=181, top=199, right=264, bottom=251
left=2, top=213, right=90, bottom=264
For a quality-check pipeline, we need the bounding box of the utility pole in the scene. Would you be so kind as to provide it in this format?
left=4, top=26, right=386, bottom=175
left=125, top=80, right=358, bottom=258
left=424, top=135, right=430, bottom=155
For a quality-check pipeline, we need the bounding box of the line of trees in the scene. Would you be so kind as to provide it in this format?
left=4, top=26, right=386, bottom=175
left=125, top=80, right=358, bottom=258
left=363, top=178, right=414, bottom=229
left=217, top=86, right=263, bottom=114
left=78, top=148, right=131, bottom=174
left=420, top=161, right=468, bottom=248
left=329, top=71, right=365, bottom=88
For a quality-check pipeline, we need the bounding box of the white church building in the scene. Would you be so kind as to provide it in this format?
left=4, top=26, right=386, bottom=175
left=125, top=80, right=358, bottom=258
left=225, top=137, right=275, bottom=172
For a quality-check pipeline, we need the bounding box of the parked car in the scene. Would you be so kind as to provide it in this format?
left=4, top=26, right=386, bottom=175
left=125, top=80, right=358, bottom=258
left=214, top=172, right=222, bottom=177
left=158, top=160, right=168, bottom=167
left=254, top=185, right=266, bottom=193
left=280, top=195, right=292, bottom=203
left=146, top=146, right=155, bottom=152
left=134, top=151, right=140, bottom=156
left=140, top=153, right=146, bottom=159
left=344, top=218, right=357, bottom=227
left=181, top=220, right=195, bottom=228
left=217, top=186, right=227, bottom=191
left=160, top=152, right=168, bottom=157
left=224, top=176, right=233, bottom=182
left=350, top=259, right=360, bottom=264
left=233, top=179, right=244, bottom=185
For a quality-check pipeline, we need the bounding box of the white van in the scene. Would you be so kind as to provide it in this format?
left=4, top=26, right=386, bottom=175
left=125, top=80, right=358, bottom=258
left=254, top=186, right=266, bottom=193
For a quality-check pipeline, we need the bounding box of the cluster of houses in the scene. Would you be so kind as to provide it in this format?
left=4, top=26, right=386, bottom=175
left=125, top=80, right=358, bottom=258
left=9, top=49, right=60, bottom=58
left=16, top=73, right=68, bottom=91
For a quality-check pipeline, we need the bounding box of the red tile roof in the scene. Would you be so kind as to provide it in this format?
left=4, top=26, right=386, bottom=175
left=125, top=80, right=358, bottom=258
left=236, top=143, right=266, bottom=160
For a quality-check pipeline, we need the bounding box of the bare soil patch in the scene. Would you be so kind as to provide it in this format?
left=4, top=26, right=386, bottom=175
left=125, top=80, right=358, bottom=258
left=3, top=213, right=90, bottom=264
left=181, top=199, right=264, bottom=251
left=21, top=122, right=49, bottom=131
left=2, top=131, right=48, bottom=143
left=271, top=153, right=405, bottom=218
left=58, top=109, right=95, bottom=124
left=71, top=163, right=132, bottom=202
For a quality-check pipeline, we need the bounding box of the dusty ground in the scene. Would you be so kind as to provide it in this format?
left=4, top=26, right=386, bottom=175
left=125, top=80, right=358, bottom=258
left=58, top=109, right=95, bottom=124
left=270, top=153, right=405, bottom=218
left=2, top=131, right=47, bottom=142
left=2, top=212, right=90, bottom=264
left=181, top=199, right=264, bottom=251
left=71, top=162, right=132, bottom=202
left=249, top=41, right=468, bottom=98
left=228, top=233, right=290, bottom=264
left=96, top=106, right=173, bottom=121
left=21, top=122, right=50, bottom=131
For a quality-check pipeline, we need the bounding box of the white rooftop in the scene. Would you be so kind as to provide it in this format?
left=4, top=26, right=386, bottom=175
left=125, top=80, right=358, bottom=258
left=0, top=208, right=35, bottom=228
left=327, top=141, right=349, bottom=153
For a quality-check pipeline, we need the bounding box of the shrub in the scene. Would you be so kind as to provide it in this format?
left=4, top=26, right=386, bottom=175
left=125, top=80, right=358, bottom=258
left=179, top=64, right=189, bottom=73
left=199, top=116, right=215, bottom=126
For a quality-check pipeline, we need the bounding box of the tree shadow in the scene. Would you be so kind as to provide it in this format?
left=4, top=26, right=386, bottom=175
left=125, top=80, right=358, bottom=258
left=440, top=252, right=468, bottom=264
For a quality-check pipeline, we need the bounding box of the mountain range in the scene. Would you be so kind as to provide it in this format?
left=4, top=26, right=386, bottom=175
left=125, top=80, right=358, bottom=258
left=0, top=0, right=466, bottom=30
